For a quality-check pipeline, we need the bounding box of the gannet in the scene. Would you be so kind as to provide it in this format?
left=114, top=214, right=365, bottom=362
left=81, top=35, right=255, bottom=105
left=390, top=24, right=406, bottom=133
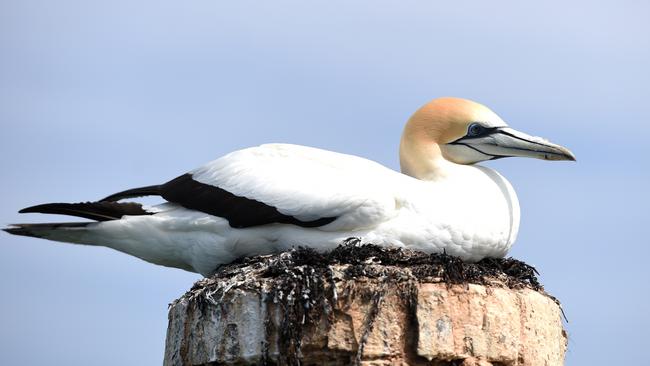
left=3, top=98, right=575, bottom=276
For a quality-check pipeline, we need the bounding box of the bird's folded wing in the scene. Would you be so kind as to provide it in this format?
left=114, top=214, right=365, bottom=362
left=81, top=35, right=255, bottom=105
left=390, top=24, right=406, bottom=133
left=177, top=144, right=402, bottom=230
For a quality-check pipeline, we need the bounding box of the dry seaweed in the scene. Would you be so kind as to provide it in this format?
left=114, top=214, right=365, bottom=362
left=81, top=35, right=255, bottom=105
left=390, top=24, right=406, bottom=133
left=217, top=238, right=542, bottom=291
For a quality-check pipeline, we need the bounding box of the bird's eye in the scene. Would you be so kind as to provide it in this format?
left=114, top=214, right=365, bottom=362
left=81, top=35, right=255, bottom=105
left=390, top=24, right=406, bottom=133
left=467, top=123, right=485, bottom=137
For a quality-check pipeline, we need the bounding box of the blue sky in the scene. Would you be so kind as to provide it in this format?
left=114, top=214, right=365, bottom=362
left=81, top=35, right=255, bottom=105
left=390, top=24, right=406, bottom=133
left=1, top=1, right=648, bottom=364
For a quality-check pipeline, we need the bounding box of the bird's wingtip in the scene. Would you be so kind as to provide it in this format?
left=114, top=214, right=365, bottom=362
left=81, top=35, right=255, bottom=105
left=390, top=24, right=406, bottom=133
left=18, top=203, right=66, bottom=214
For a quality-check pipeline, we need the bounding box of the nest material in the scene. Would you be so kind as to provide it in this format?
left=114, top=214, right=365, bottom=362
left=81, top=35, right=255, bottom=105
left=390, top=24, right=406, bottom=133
left=176, top=240, right=558, bottom=366
left=201, top=238, right=543, bottom=291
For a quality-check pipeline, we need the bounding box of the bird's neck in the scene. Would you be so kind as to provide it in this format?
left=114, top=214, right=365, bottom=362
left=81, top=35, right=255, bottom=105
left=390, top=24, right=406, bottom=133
left=399, top=134, right=461, bottom=181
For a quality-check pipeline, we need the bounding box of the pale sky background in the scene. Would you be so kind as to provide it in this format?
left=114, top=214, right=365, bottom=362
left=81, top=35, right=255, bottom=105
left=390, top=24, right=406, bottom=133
left=1, top=1, right=648, bottom=365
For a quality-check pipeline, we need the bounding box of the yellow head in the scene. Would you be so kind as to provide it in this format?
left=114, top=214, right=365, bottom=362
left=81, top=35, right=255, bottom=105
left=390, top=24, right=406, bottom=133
left=400, top=97, right=575, bottom=179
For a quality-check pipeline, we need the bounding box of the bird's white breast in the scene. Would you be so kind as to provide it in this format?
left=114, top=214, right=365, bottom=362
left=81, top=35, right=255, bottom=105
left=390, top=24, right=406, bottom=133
left=384, top=164, right=521, bottom=261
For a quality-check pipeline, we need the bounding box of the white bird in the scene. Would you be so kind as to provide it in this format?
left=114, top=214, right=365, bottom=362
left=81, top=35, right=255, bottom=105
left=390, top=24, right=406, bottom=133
left=4, top=98, right=575, bottom=276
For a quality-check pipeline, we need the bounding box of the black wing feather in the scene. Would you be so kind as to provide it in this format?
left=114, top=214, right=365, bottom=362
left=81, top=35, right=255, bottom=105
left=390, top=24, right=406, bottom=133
left=97, top=173, right=337, bottom=228
left=19, top=202, right=152, bottom=222
left=100, top=185, right=162, bottom=202
left=160, top=174, right=337, bottom=228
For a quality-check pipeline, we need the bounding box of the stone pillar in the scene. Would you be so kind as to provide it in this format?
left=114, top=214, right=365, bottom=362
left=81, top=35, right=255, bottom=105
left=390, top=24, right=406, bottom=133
left=163, top=245, right=567, bottom=366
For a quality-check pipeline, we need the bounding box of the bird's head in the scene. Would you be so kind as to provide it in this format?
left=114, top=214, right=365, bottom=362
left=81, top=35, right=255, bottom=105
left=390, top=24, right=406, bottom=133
left=399, top=97, right=575, bottom=179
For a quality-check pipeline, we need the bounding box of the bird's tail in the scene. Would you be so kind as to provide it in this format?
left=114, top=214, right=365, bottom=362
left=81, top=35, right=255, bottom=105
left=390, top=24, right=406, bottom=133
left=4, top=201, right=154, bottom=243
left=3, top=222, right=94, bottom=244
left=3, top=200, right=198, bottom=273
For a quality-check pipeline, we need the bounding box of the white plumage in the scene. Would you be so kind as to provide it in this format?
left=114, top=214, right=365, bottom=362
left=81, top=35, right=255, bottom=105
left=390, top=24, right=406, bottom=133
left=4, top=97, right=575, bottom=276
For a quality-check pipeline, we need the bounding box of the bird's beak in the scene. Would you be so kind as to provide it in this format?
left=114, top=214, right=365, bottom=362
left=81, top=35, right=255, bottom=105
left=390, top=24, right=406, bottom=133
left=452, top=127, right=576, bottom=161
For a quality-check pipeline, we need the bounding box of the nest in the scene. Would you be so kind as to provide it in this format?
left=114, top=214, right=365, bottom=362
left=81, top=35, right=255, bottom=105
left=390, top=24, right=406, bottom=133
left=177, top=239, right=559, bottom=366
